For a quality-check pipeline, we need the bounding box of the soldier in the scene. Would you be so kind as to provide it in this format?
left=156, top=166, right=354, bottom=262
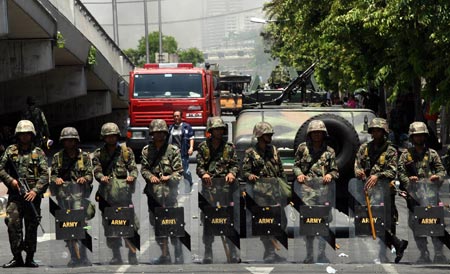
left=50, top=127, right=94, bottom=267
left=242, top=121, right=287, bottom=263
left=293, top=120, right=339, bottom=263
left=141, top=119, right=184, bottom=264
left=21, top=96, right=50, bottom=149
left=398, top=121, right=448, bottom=264
left=351, top=117, right=408, bottom=263
left=196, top=117, right=239, bottom=263
left=92, top=122, right=139, bottom=265
left=0, top=120, right=49, bottom=268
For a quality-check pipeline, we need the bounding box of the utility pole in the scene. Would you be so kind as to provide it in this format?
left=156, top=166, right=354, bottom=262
left=112, top=0, right=119, bottom=46
left=144, top=0, right=149, bottom=64
left=158, top=0, right=163, bottom=63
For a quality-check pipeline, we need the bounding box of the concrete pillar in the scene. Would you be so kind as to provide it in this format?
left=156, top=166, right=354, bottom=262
left=0, top=40, right=54, bottom=82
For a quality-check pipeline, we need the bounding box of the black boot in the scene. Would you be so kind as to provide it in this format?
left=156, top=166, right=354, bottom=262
left=152, top=239, right=171, bottom=265
left=79, top=244, right=92, bottom=266
left=203, top=244, right=213, bottom=264
left=262, top=238, right=285, bottom=263
left=173, top=238, right=184, bottom=264
left=394, top=240, right=408, bottom=264
left=25, top=253, right=39, bottom=267
left=416, top=250, right=432, bottom=264
left=67, top=241, right=80, bottom=267
left=128, top=250, right=138, bottom=265
left=2, top=255, right=24, bottom=268
left=227, top=240, right=240, bottom=263
left=303, top=236, right=314, bottom=264
left=110, top=248, right=123, bottom=265
left=317, top=238, right=330, bottom=264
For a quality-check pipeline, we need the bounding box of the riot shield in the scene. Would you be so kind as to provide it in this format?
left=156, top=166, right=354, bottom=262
left=96, top=179, right=141, bottom=265
left=407, top=179, right=450, bottom=264
left=195, top=178, right=240, bottom=264
left=146, top=179, right=191, bottom=265
left=347, top=178, right=391, bottom=263
left=291, top=177, right=336, bottom=264
left=47, top=181, right=94, bottom=268
left=241, top=177, right=288, bottom=263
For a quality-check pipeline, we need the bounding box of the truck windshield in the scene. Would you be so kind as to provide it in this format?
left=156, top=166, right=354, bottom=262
left=133, top=73, right=203, bottom=98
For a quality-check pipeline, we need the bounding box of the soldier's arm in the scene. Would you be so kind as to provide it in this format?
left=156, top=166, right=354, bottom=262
left=34, top=149, right=49, bottom=195
left=293, top=144, right=305, bottom=177
left=50, top=153, right=60, bottom=183
left=91, top=150, right=105, bottom=182
left=375, top=146, right=397, bottom=180
left=40, top=110, right=50, bottom=137
left=228, top=144, right=239, bottom=177
left=140, top=146, right=156, bottom=182
left=0, top=147, right=14, bottom=186
left=82, top=152, right=93, bottom=184
left=241, top=149, right=254, bottom=180
left=195, top=142, right=209, bottom=178
left=328, top=149, right=339, bottom=179
left=430, top=150, right=446, bottom=180
left=397, top=152, right=410, bottom=190
left=354, top=144, right=365, bottom=177
left=125, top=147, right=138, bottom=179
left=170, top=147, right=183, bottom=181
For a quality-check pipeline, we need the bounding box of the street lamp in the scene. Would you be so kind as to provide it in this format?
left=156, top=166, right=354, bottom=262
left=250, top=17, right=279, bottom=24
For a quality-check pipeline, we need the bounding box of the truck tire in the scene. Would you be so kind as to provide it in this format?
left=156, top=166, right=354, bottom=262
left=293, top=113, right=360, bottom=178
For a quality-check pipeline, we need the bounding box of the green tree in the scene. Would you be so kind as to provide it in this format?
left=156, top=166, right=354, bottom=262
left=262, top=0, right=450, bottom=117
left=123, top=31, right=178, bottom=67
left=178, top=48, right=205, bottom=66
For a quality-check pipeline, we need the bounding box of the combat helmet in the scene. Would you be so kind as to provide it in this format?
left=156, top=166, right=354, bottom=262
left=368, top=118, right=389, bottom=134
left=408, top=121, right=429, bottom=136
left=149, top=119, right=168, bottom=134
left=59, top=127, right=80, bottom=142
left=307, top=120, right=328, bottom=135
left=101, top=122, right=121, bottom=137
left=253, top=121, right=274, bottom=138
left=15, top=120, right=36, bottom=136
left=207, top=117, right=226, bottom=132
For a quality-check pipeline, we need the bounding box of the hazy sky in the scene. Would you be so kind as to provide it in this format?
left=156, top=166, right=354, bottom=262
left=81, top=0, right=267, bottom=50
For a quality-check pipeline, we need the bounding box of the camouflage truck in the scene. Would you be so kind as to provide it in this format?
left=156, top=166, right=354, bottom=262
left=233, top=63, right=376, bottom=213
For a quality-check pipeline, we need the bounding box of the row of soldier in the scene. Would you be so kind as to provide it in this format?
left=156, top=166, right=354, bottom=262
left=0, top=115, right=448, bottom=267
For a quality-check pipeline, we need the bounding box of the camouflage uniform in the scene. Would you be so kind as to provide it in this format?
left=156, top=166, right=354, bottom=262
left=92, top=123, right=139, bottom=264
left=196, top=117, right=239, bottom=263
left=141, top=119, right=183, bottom=264
left=398, top=121, right=447, bottom=263
left=293, top=120, right=338, bottom=263
left=0, top=120, right=49, bottom=267
left=242, top=121, right=287, bottom=263
left=21, top=96, right=50, bottom=149
left=350, top=117, right=407, bottom=263
left=50, top=127, right=94, bottom=267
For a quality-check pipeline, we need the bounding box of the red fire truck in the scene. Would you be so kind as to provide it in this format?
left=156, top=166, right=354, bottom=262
left=126, top=63, right=220, bottom=155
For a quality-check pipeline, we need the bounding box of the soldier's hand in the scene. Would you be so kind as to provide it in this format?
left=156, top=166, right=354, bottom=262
left=150, top=175, right=160, bottom=184
left=160, top=175, right=171, bottom=182
left=55, top=178, right=64, bottom=185
left=100, top=176, right=110, bottom=184
left=323, top=174, right=332, bottom=184
left=24, top=190, right=37, bottom=202
left=356, top=170, right=366, bottom=180
left=126, top=176, right=135, bottom=184
left=364, top=175, right=378, bottom=190
left=225, top=173, right=235, bottom=184
left=430, top=175, right=440, bottom=182
left=297, top=174, right=307, bottom=184
left=202, top=174, right=212, bottom=186
left=409, top=176, right=419, bottom=183
left=11, top=179, right=20, bottom=191
left=77, top=177, right=86, bottom=184
left=188, top=147, right=194, bottom=156
left=248, top=174, right=259, bottom=182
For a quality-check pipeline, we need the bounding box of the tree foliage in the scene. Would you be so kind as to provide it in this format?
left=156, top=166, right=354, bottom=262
left=178, top=48, right=205, bottom=66
left=123, top=31, right=202, bottom=67
left=262, top=0, right=450, bottom=116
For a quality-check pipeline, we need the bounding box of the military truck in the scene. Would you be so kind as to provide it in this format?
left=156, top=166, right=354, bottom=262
left=233, top=63, right=376, bottom=213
